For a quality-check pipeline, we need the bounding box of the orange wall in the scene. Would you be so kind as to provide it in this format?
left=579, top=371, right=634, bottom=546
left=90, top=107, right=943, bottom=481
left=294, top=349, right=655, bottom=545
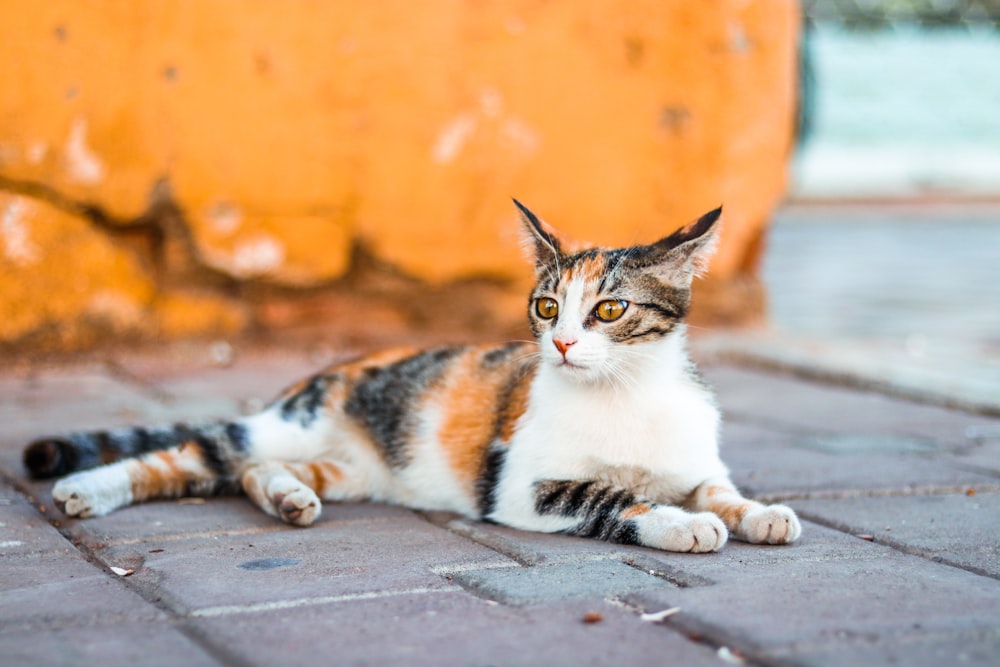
left=0, top=1, right=800, bottom=351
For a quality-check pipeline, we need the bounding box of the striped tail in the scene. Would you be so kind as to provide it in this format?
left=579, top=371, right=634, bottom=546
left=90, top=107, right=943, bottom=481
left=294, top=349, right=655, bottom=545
left=23, top=421, right=250, bottom=479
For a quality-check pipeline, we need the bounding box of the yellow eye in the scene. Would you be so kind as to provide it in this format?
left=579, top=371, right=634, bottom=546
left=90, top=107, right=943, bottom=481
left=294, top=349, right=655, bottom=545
left=595, top=299, right=627, bottom=322
left=536, top=297, right=559, bottom=319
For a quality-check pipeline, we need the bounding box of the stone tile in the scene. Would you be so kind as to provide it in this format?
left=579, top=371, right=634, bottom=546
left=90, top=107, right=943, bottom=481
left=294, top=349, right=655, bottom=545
left=0, top=550, right=162, bottom=629
left=194, top=590, right=723, bottom=667
left=791, top=492, right=1000, bottom=578
left=95, top=515, right=513, bottom=615
left=450, top=559, right=673, bottom=606
left=721, top=422, right=997, bottom=499
left=761, top=629, right=1000, bottom=667
left=0, top=490, right=75, bottom=557
left=703, top=365, right=1000, bottom=450
left=953, top=426, right=1000, bottom=476
left=628, top=534, right=1000, bottom=657
left=0, top=622, right=219, bottom=667
left=431, top=514, right=634, bottom=566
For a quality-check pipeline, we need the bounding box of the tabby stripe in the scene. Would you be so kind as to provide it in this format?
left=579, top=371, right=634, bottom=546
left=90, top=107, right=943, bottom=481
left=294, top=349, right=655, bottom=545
left=475, top=445, right=507, bottom=518
left=174, top=424, right=229, bottom=476
left=534, top=480, right=644, bottom=545
left=635, top=302, right=681, bottom=320
left=624, top=326, right=675, bottom=342
left=576, top=488, right=636, bottom=539
left=609, top=520, right=641, bottom=545
left=565, top=480, right=596, bottom=514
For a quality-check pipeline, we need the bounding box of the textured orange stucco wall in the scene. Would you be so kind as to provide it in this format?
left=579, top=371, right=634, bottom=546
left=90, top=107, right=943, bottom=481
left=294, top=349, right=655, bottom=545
left=0, top=1, right=800, bottom=352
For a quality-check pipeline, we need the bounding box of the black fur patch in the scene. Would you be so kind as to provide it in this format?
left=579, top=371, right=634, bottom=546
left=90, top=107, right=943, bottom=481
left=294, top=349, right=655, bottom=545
left=280, top=374, right=330, bottom=427
left=344, top=347, right=463, bottom=468
left=476, top=445, right=507, bottom=518
left=481, top=342, right=528, bottom=368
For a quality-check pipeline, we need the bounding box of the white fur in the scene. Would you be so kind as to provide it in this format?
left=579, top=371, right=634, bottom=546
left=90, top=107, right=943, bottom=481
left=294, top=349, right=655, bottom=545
left=391, top=403, right=481, bottom=515
left=52, top=462, right=134, bottom=517
left=243, top=410, right=334, bottom=462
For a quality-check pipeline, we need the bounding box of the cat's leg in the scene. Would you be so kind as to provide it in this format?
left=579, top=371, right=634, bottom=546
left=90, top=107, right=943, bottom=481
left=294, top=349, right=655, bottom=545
left=52, top=444, right=233, bottom=518
left=686, top=477, right=801, bottom=545
left=240, top=460, right=373, bottom=527
left=532, top=480, right=728, bottom=553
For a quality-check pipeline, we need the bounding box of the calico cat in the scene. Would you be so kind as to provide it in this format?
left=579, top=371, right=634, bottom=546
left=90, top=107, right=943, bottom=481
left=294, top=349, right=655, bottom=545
left=23, top=200, right=800, bottom=553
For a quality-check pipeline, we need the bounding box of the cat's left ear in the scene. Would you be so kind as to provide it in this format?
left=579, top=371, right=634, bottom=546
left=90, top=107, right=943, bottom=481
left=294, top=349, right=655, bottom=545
left=636, top=206, right=722, bottom=283
left=513, top=199, right=562, bottom=272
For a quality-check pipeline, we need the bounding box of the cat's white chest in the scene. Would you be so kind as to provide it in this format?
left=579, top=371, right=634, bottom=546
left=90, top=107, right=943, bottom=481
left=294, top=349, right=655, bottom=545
left=525, top=373, right=721, bottom=476
left=491, top=366, right=727, bottom=528
left=511, top=361, right=723, bottom=478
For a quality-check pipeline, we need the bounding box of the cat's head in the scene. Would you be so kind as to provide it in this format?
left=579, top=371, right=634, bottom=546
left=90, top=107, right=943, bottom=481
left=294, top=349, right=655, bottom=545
left=514, top=199, right=721, bottom=384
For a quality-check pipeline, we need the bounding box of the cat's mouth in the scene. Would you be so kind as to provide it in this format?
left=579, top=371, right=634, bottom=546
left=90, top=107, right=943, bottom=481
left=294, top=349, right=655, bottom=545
left=555, top=358, right=593, bottom=376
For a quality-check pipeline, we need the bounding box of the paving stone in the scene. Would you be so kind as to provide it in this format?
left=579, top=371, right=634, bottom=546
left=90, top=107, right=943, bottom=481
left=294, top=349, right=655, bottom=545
left=0, top=622, right=220, bottom=667
left=760, top=628, right=1000, bottom=667
left=791, top=492, right=1000, bottom=578
left=721, top=422, right=998, bottom=499
left=953, top=426, right=1000, bottom=476
left=95, top=514, right=513, bottom=615
left=193, top=590, right=724, bottom=667
left=0, top=489, right=76, bottom=557
left=449, top=559, right=672, bottom=606
left=627, top=532, right=1000, bottom=659
left=0, top=549, right=163, bottom=629
left=704, top=365, right=1000, bottom=449
left=431, top=514, right=634, bottom=566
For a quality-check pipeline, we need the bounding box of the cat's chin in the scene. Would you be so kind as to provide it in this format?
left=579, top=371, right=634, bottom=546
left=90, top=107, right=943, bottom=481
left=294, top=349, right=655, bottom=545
left=547, top=359, right=609, bottom=385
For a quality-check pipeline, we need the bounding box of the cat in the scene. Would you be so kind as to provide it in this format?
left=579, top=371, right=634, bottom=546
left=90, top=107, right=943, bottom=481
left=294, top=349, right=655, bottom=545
left=22, top=200, right=800, bottom=553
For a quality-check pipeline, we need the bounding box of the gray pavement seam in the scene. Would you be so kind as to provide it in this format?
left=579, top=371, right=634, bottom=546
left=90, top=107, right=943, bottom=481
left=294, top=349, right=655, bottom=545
left=189, top=585, right=464, bottom=618
left=749, top=483, right=1000, bottom=504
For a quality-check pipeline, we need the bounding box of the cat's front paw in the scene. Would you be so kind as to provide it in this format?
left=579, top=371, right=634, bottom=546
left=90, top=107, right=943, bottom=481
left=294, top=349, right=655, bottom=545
left=52, top=468, right=133, bottom=518
left=269, top=482, right=321, bottom=527
left=738, top=504, right=801, bottom=545
left=642, top=510, right=728, bottom=553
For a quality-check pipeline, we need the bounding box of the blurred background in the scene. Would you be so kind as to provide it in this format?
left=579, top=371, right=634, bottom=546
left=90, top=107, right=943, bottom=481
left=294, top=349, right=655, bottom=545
left=735, top=0, right=1000, bottom=415
left=0, top=1, right=997, bottom=414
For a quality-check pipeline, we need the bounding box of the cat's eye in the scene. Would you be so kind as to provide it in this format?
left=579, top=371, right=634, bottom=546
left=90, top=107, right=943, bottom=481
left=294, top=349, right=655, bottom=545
left=535, top=298, right=559, bottom=319
left=594, top=299, right=628, bottom=322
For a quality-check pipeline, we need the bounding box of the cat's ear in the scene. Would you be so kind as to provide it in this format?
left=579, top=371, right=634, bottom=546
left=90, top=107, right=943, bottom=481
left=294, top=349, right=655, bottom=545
left=513, top=199, right=562, bottom=271
left=634, top=206, right=722, bottom=283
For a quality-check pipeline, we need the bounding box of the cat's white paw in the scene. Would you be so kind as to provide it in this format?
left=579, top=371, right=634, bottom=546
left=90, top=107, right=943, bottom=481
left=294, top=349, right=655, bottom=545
left=641, top=509, right=728, bottom=553
left=738, top=504, right=801, bottom=545
left=52, top=467, right=133, bottom=518
left=268, top=480, right=321, bottom=527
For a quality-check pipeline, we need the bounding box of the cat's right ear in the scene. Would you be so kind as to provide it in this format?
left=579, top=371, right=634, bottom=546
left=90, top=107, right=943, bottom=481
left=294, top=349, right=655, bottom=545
left=513, top=199, right=562, bottom=272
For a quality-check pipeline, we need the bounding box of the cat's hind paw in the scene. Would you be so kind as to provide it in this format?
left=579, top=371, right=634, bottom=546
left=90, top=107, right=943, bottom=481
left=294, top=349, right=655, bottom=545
left=52, top=467, right=133, bottom=518
left=270, top=483, right=321, bottom=527
left=738, top=504, right=801, bottom=545
left=640, top=510, right=728, bottom=553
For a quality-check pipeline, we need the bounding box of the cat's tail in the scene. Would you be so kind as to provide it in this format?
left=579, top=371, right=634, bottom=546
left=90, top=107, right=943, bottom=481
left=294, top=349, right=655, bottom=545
left=23, top=421, right=250, bottom=479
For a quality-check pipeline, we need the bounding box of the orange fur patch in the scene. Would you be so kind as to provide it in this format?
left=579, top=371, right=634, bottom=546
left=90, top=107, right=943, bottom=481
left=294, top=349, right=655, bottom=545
left=567, top=254, right=608, bottom=286
left=303, top=461, right=344, bottom=497
left=497, top=375, right=532, bottom=443
left=619, top=503, right=652, bottom=520
left=435, top=345, right=536, bottom=488
left=435, top=351, right=499, bottom=487
left=708, top=500, right=756, bottom=530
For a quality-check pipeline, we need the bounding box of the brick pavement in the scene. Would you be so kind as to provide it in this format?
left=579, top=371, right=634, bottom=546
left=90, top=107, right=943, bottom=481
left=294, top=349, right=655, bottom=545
left=1, top=342, right=998, bottom=667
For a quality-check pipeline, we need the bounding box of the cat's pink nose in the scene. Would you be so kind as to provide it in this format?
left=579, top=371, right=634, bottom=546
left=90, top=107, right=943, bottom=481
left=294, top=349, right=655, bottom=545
left=553, top=338, right=576, bottom=357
